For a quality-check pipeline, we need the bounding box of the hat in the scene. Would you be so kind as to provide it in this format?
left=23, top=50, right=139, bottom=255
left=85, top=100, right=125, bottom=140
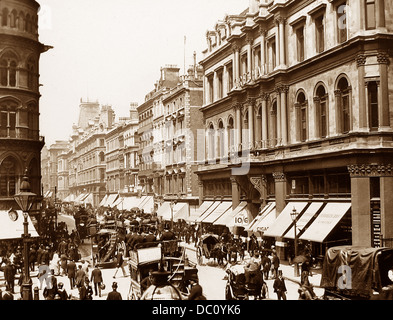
left=112, top=281, right=118, bottom=288
left=189, top=274, right=199, bottom=282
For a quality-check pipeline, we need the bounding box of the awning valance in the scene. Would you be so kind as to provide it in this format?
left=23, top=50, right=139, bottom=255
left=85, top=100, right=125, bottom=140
left=283, top=202, right=325, bottom=239
left=173, top=202, right=189, bottom=221
left=103, top=194, right=119, bottom=207
left=200, top=201, right=232, bottom=224
left=228, top=206, right=253, bottom=228
left=0, top=210, right=39, bottom=240
left=82, top=193, right=93, bottom=205
left=247, top=202, right=276, bottom=233
left=99, top=194, right=108, bottom=207
left=213, top=202, right=247, bottom=227
left=195, top=201, right=221, bottom=223
left=263, top=202, right=309, bottom=238
left=299, top=202, right=351, bottom=242
left=156, top=201, right=172, bottom=220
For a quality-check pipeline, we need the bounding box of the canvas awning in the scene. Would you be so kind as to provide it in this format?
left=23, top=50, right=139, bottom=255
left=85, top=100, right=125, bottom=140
left=227, top=205, right=253, bottom=228
left=156, top=201, right=172, bottom=220
left=283, top=202, right=325, bottom=239
left=247, top=202, right=277, bottom=233
left=200, top=201, right=232, bottom=224
left=99, top=194, right=108, bottom=207
left=214, top=202, right=247, bottom=226
left=195, top=201, right=221, bottom=223
left=0, top=210, right=39, bottom=240
left=299, top=202, right=351, bottom=243
left=63, top=194, right=75, bottom=202
left=121, top=196, right=144, bottom=210
left=103, top=194, right=119, bottom=207
left=82, top=193, right=93, bottom=205
left=263, top=202, right=309, bottom=238
left=74, top=193, right=88, bottom=204
left=173, top=202, right=189, bottom=221
left=140, top=196, right=154, bottom=213
left=185, top=201, right=214, bottom=223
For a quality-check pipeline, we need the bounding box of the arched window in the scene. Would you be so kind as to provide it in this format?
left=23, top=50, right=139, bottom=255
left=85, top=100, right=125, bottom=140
left=296, top=92, right=308, bottom=142
left=0, top=156, right=17, bottom=197
left=0, top=51, right=18, bottom=87
left=217, top=120, right=225, bottom=158
left=227, top=116, right=235, bottom=152
left=315, top=85, right=328, bottom=138
left=25, top=14, right=31, bottom=32
left=18, top=11, right=25, bottom=31
left=336, top=77, right=351, bottom=134
left=207, top=123, right=215, bottom=160
left=10, top=10, right=17, bottom=28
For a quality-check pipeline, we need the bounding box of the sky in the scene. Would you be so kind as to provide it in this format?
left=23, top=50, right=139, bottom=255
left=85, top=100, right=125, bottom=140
left=37, top=0, right=249, bottom=146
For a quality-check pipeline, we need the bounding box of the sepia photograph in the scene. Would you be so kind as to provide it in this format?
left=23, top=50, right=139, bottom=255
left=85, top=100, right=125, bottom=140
left=0, top=0, right=393, bottom=306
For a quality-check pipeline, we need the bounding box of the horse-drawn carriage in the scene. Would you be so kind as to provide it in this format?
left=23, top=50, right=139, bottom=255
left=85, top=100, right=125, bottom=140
left=225, top=263, right=268, bottom=300
left=196, top=233, right=226, bottom=266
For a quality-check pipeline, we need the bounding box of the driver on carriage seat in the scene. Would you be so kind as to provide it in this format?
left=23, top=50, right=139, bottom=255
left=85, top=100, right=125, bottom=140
left=244, top=254, right=262, bottom=286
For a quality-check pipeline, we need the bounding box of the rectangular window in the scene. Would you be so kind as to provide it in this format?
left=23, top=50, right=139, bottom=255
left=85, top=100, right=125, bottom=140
left=337, top=3, right=348, bottom=43
left=271, top=39, right=276, bottom=70
left=301, top=106, right=307, bottom=142
left=217, top=71, right=223, bottom=99
left=315, top=15, right=325, bottom=53
left=296, top=26, right=305, bottom=62
left=320, top=100, right=327, bottom=138
left=208, top=75, right=214, bottom=104
left=368, top=81, right=379, bottom=130
left=366, top=0, right=376, bottom=29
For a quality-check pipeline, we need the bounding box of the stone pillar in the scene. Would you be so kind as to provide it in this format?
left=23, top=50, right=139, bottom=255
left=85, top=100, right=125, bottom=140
left=261, top=93, right=269, bottom=148
left=275, top=87, right=282, bottom=145
left=232, top=43, right=240, bottom=87
left=377, top=53, right=391, bottom=131
left=273, top=171, right=287, bottom=260
left=235, top=103, right=242, bottom=150
left=275, top=16, right=286, bottom=68
left=246, top=34, right=253, bottom=81
left=380, top=166, right=393, bottom=241
left=356, top=55, right=368, bottom=131
left=348, top=165, right=372, bottom=247
left=280, top=86, right=288, bottom=145
left=248, top=99, right=255, bottom=149
left=259, top=27, right=267, bottom=75
left=231, top=176, right=240, bottom=210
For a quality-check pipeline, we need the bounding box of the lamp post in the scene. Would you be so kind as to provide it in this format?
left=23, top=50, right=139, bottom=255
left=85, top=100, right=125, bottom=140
left=14, top=171, right=36, bottom=300
left=290, top=206, right=299, bottom=277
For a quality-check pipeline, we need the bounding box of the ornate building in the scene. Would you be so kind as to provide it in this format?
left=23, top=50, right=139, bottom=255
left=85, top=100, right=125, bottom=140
left=197, top=0, right=393, bottom=257
left=0, top=0, right=50, bottom=213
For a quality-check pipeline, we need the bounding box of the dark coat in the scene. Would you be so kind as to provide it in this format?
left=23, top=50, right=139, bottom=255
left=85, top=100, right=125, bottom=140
left=67, top=261, right=77, bottom=279
left=4, top=264, right=15, bottom=282
left=107, top=290, right=122, bottom=300
left=273, top=277, right=287, bottom=293
left=188, top=283, right=204, bottom=300
left=91, top=268, right=103, bottom=284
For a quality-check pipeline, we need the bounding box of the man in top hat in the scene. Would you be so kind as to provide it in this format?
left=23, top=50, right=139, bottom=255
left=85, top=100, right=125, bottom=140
left=107, top=282, right=122, bottom=300
left=273, top=270, right=287, bottom=300
left=187, top=274, right=204, bottom=300
left=145, top=229, right=156, bottom=243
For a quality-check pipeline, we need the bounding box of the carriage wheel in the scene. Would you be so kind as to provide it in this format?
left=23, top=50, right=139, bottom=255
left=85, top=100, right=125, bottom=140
left=225, top=283, right=232, bottom=300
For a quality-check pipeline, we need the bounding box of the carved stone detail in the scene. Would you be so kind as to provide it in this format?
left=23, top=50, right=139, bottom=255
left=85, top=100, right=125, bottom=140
left=347, top=164, right=393, bottom=177
left=272, top=171, right=286, bottom=182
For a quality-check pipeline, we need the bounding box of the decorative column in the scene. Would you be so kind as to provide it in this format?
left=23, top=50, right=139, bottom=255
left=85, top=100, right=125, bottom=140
left=356, top=54, right=368, bottom=131
left=347, top=164, right=372, bottom=247
left=275, top=16, right=286, bottom=68
left=273, top=171, right=287, bottom=260
left=246, top=34, right=253, bottom=82
left=377, top=52, right=391, bottom=131
left=259, top=27, right=267, bottom=75
left=235, top=103, right=242, bottom=150
left=247, top=98, right=255, bottom=149
left=275, top=86, right=282, bottom=145
left=261, top=93, right=269, bottom=148
left=380, top=165, right=393, bottom=241
left=232, top=43, right=240, bottom=88
left=280, top=85, right=288, bottom=145
left=230, top=176, right=240, bottom=210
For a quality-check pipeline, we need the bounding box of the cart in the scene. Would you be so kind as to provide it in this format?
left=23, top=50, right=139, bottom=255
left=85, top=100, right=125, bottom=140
left=224, top=263, right=268, bottom=300
left=196, top=233, right=222, bottom=265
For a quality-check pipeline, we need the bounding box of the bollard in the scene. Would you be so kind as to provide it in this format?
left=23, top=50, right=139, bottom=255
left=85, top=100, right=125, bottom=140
left=34, top=286, right=39, bottom=300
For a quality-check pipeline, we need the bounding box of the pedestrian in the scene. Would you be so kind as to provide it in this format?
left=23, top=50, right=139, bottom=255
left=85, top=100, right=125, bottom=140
left=272, top=252, right=280, bottom=279
left=91, top=264, right=104, bottom=297
left=76, top=264, right=86, bottom=289
left=273, top=270, right=287, bottom=300
left=57, top=282, right=70, bottom=300
left=29, top=245, right=37, bottom=272
left=67, top=259, right=77, bottom=289
left=261, top=253, right=271, bottom=280
left=50, top=252, right=61, bottom=276
left=106, top=282, right=122, bottom=300
left=4, top=260, right=15, bottom=294
left=113, top=249, right=126, bottom=278
left=43, top=269, right=58, bottom=300
left=60, top=254, right=68, bottom=276
left=187, top=274, right=205, bottom=300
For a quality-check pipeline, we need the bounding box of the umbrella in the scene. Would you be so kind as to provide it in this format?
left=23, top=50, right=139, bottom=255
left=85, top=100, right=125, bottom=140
left=292, top=255, right=309, bottom=264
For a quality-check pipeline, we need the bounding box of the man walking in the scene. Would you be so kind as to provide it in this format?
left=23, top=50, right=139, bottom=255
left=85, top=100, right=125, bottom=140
left=91, top=264, right=104, bottom=297
left=67, top=259, right=77, bottom=289
left=107, top=282, right=122, bottom=300
left=273, top=270, right=287, bottom=300
left=113, top=249, right=126, bottom=278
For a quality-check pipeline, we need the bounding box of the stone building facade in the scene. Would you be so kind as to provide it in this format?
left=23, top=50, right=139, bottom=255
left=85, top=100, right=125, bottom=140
left=197, top=0, right=393, bottom=254
left=0, top=0, right=50, bottom=213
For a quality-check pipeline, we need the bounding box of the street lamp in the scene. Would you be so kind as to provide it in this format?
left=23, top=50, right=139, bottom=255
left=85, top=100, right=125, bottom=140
left=14, top=171, right=36, bottom=300
left=290, top=206, right=299, bottom=277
